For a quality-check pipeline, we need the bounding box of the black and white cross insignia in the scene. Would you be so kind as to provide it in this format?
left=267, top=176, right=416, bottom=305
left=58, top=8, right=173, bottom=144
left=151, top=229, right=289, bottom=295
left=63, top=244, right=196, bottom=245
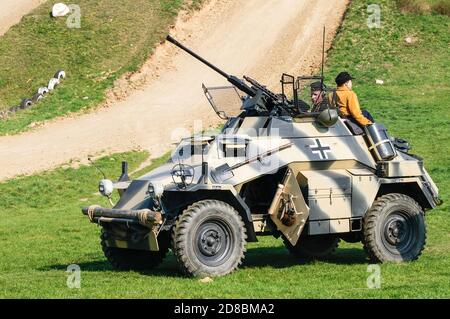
left=308, top=139, right=332, bottom=160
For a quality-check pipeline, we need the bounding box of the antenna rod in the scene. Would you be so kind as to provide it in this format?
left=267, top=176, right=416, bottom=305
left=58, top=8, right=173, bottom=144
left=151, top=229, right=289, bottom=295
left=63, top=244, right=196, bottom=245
left=321, top=27, right=325, bottom=86
left=88, top=157, right=107, bottom=179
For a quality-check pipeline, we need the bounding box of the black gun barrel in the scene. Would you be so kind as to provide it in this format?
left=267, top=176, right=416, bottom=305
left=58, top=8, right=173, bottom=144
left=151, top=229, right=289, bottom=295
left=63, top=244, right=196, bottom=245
left=166, top=35, right=255, bottom=96
left=166, top=35, right=228, bottom=78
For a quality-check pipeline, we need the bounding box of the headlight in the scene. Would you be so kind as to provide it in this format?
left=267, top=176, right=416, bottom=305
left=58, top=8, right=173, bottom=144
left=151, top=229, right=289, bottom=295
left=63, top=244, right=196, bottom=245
left=98, top=179, right=114, bottom=197
left=147, top=181, right=164, bottom=198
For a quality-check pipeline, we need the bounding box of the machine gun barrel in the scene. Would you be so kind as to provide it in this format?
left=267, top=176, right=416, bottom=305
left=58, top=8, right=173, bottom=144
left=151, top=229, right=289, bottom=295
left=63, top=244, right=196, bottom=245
left=166, top=35, right=255, bottom=96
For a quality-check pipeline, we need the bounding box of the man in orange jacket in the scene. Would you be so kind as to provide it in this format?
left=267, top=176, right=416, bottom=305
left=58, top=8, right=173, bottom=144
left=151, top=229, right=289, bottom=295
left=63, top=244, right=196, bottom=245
left=334, top=72, right=374, bottom=127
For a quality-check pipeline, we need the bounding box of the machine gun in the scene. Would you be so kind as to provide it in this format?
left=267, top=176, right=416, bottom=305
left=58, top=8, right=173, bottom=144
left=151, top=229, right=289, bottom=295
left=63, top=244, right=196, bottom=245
left=166, top=35, right=291, bottom=115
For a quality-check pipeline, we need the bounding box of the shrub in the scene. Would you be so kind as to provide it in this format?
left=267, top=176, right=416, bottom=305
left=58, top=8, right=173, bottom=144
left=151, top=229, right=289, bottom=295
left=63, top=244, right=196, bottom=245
left=433, top=0, right=450, bottom=16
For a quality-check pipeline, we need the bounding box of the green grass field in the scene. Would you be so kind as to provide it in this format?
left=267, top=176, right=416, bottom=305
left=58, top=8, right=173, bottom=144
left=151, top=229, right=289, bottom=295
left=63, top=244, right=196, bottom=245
left=1, top=0, right=449, bottom=298
left=0, top=0, right=201, bottom=135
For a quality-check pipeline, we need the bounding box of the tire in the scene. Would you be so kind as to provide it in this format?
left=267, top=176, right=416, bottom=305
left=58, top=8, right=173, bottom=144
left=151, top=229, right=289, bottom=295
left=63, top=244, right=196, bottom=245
left=32, top=93, right=43, bottom=103
left=363, top=193, right=426, bottom=263
left=172, top=200, right=247, bottom=277
left=9, top=105, right=19, bottom=113
left=20, top=98, right=33, bottom=110
left=54, top=70, right=66, bottom=80
left=100, top=229, right=170, bottom=270
left=38, top=87, right=49, bottom=95
left=48, top=78, right=59, bottom=90
left=284, top=235, right=340, bottom=259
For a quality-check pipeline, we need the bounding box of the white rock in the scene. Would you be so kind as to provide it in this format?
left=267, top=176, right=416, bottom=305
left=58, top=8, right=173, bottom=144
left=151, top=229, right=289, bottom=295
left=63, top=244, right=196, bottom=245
left=52, top=3, right=70, bottom=17
left=405, top=37, right=413, bottom=44
left=199, top=277, right=213, bottom=283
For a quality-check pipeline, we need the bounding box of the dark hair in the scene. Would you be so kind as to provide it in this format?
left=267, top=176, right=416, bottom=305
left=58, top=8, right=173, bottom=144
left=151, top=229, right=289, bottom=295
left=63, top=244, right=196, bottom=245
left=335, top=71, right=355, bottom=86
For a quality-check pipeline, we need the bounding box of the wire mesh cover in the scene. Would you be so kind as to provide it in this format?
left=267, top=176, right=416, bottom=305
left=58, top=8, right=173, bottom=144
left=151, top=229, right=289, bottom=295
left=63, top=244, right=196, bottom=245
left=204, top=85, right=245, bottom=118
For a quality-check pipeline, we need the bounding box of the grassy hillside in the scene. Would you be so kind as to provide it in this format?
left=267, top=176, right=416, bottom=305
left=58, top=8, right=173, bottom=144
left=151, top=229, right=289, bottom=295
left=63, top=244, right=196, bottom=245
left=0, top=0, right=200, bottom=135
left=0, top=0, right=449, bottom=298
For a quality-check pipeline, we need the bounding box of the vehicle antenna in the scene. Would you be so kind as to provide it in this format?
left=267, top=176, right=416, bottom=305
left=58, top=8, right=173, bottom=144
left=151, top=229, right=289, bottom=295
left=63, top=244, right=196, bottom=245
left=321, top=26, right=326, bottom=88
left=88, top=157, right=107, bottom=179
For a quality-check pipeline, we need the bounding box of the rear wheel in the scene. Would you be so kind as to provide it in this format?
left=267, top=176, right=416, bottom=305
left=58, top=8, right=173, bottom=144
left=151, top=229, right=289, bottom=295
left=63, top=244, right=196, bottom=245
left=284, top=235, right=340, bottom=259
left=172, top=200, right=247, bottom=277
left=101, top=229, right=170, bottom=270
left=363, top=193, right=426, bottom=262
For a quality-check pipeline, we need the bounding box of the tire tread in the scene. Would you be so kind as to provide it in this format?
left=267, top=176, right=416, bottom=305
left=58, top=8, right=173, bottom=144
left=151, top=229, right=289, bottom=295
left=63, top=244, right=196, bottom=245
left=362, top=193, right=426, bottom=263
left=172, top=200, right=247, bottom=277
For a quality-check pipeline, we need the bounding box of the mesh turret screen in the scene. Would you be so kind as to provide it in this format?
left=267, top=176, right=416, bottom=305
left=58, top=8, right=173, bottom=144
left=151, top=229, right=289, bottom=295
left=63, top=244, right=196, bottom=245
left=203, top=85, right=245, bottom=119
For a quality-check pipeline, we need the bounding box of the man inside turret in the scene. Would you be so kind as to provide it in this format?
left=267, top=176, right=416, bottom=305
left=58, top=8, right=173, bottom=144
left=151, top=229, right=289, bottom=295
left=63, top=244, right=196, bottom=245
left=309, top=81, right=331, bottom=112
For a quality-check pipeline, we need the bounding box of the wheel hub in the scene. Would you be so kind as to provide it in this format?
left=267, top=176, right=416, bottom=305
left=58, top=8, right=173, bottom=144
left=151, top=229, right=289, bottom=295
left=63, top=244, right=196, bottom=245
left=382, top=212, right=415, bottom=253
left=199, top=229, right=222, bottom=256
left=195, top=219, right=233, bottom=267
left=385, top=219, right=407, bottom=245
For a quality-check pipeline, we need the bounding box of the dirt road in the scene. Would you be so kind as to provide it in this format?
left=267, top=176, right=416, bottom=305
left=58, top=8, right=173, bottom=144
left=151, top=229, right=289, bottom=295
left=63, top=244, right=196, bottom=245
left=0, top=0, right=349, bottom=181
left=0, top=0, right=46, bottom=35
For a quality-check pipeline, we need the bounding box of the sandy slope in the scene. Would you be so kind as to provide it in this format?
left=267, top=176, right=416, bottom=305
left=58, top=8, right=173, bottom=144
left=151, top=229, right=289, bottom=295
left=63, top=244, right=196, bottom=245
left=0, top=0, right=46, bottom=35
left=0, top=0, right=349, bottom=181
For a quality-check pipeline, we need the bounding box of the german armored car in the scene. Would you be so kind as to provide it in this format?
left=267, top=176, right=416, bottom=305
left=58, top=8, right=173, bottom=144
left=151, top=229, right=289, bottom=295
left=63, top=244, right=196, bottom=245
left=82, top=36, right=441, bottom=277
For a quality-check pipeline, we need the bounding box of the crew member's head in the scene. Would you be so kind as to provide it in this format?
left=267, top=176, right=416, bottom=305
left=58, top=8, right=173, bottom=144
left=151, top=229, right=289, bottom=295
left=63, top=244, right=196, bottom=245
left=335, top=71, right=355, bottom=90
left=310, top=81, right=324, bottom=106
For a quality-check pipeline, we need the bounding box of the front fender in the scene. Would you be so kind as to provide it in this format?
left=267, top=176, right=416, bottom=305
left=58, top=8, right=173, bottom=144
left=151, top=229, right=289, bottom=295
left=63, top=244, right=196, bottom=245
left=163, top=185, right=257, bottom=242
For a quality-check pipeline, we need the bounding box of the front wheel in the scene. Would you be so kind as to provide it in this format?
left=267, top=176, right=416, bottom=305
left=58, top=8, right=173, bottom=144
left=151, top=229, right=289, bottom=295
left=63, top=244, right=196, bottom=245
left=363, top=193, right=426, bottom=262
left=172, top=200, right=247, bottom=277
